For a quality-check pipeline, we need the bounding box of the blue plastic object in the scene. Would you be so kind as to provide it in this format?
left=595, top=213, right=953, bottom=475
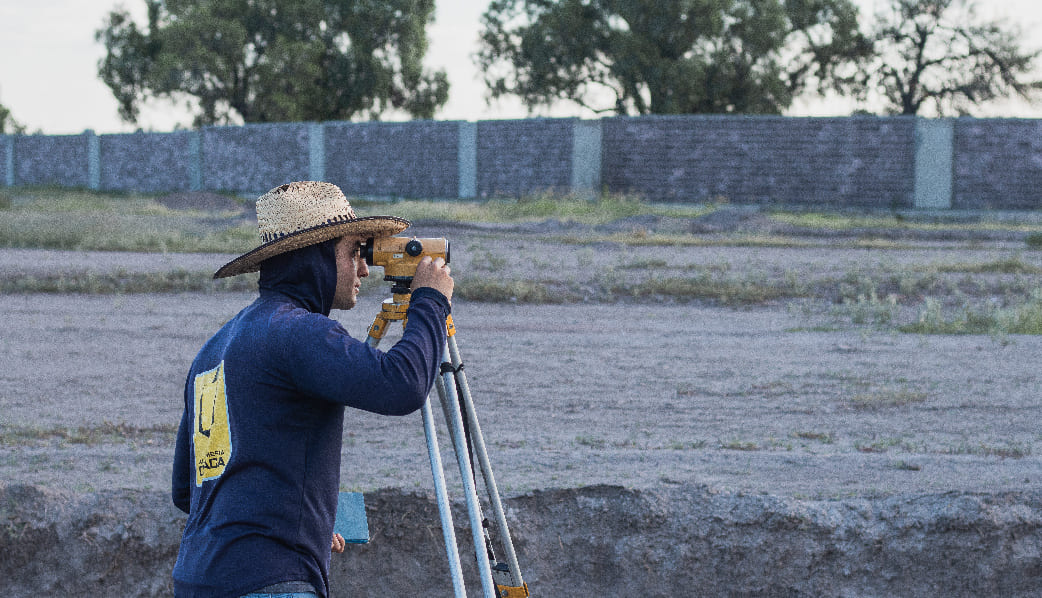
left=333, top=492, right=370, bottom=544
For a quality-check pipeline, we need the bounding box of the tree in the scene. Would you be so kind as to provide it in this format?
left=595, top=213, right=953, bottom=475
left=860, top=0, right=1042, bottom=115
left=476, top=0, right=870, bottom=115
left=96, top=0, right=449, bottom=126
left=0, top=101, right=26, bottom=135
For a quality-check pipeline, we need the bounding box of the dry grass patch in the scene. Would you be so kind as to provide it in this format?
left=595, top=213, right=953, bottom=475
left=848, top=389, right=929, bottom=410
left=0, top=422, right=178, bottom=447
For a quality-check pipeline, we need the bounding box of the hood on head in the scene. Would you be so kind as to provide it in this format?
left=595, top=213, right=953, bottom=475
left=258, top=238, right=339, bottom=315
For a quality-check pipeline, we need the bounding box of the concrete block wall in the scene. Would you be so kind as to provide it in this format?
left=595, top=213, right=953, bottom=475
left=953, top=119, right=1042, bottom=210
left=602, top=116, right=916, bottom=207
left=200, top=123, right=311, bottom=193
left=324, top=120, right=461, bottom=199
left=99, top=131, right=196, bottom=193
left=2, top=116, right=1040, bottom=210
left=476, top=118, right=575, bottom=197
left=12, top=132, right=91, bottom=188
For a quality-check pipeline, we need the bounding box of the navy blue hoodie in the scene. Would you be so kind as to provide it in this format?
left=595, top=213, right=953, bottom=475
left=172, top=239, right=449, bottom=598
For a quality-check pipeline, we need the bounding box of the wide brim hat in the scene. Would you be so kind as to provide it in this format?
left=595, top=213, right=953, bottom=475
left=214, top=181, right=410, bottom=278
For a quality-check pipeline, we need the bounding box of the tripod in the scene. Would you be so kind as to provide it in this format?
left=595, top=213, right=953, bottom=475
left=365, top=287, right=529, bottom=598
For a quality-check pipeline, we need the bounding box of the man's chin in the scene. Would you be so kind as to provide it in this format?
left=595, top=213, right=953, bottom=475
left=332, top=296, right=357, bottom=311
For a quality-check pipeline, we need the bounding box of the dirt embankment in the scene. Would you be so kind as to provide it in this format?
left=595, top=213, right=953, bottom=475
left=3, top=484, right=1042, bottom=597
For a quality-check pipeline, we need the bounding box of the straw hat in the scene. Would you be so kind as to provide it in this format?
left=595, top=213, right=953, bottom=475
left=214, top=181, right=410, bottom=278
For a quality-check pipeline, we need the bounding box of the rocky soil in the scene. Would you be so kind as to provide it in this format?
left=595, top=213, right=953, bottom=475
left=2, top=206, right=1042, bottom=596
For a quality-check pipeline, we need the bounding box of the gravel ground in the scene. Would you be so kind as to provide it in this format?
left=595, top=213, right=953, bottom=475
left=3, top=220, right=1041, bottom=500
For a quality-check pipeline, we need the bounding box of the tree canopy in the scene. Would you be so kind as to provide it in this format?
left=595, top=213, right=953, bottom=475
left=476, top=0, right=870, bottom=115
left=859, top=0, right=1042, bottom=115
left=96, top=0, right=449, bottom=126
left=0, top=101, right=26, bottom=135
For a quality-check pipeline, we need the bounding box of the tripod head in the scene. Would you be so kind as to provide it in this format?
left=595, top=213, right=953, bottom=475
left=365, top=236, right=451, bottom=297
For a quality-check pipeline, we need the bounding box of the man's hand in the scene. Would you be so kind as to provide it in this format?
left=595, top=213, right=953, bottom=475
left=411, top=256, right=453, bottom=302
left=331, top=533, right=346, bottom=554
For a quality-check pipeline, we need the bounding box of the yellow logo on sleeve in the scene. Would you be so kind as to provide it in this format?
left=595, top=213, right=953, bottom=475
left=193, top=361, right=232, bottom=486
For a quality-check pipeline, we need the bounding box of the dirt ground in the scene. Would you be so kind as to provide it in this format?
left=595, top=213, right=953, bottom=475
left=2, top=216, right=1041, bottom=499
left=3, top=210, right=1042, bottom=595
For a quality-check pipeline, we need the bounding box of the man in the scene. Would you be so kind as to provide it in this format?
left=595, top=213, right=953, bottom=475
left=172, top=181, right=453, bottom=598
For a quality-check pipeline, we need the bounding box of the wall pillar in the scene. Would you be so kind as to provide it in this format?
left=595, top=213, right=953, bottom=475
left=188, top=131, right=202, bottom=191
left=457, top=121, right=477, bottom=199
left=86, top=130, right=100, bottom=190
left=3, top=135, right=12, bottom=187
left=914, top=118, right=953, bottom=209
left=309, top=122, right=325, bottom=182
left=571, top=119, right=602, bottom=198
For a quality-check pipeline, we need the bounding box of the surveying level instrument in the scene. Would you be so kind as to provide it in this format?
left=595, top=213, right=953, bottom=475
left=364, top=237, right=530, bottom=598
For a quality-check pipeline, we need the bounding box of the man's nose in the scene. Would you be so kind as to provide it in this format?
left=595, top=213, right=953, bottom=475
left=358, top=260, right=369, bottom=278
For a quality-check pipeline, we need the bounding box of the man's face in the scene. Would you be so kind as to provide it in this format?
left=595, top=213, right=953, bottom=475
left=332, top=235, right=369, bottom=310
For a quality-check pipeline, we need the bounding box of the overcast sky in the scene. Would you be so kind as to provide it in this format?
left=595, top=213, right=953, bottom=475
left=1, top=0, right=1039, bottom=135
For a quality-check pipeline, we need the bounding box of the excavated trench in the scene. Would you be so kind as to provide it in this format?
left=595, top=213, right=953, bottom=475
left=3, top=483, right=1042, bottom=597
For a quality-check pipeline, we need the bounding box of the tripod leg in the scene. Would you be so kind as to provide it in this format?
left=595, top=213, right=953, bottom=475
left=367, top=333, right=467, bottom=598
left=435, top=343, right=498, bottom=598
left=447, top=335, right=527, bottom=594
left=420, top=398, right=468, bottom=598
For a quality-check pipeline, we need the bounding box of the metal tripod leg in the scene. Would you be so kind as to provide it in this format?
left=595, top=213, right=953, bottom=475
left=445, top=335, right=526, bottom=593
left=434, top=343, right=497, bottom=598
left=366, top=330, right=467, bottom=598
left=367, top=304, right=529, bottom=597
